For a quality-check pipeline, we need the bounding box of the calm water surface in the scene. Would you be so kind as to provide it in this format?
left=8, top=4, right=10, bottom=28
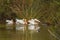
left=0, top=24, right=58, bottom=40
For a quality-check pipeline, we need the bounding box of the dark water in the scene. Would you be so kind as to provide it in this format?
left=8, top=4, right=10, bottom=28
left=0, top=24, right=59, bottom=40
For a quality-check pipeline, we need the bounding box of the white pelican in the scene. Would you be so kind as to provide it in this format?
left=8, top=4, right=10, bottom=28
left=6, top=20, right=13, bottom=24
left=6, top=19, right=27, bottom=25
left=6, top=19, right=40, bottom=31
left=16, top=19, right=27, bottom=24
left=6, top=20, right=14, bottom=29
left=28, top=19, right=40, bottom=25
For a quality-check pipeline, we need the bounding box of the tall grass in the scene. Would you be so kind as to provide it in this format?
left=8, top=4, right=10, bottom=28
left=7, top=0, right=60, bottom=39
left=9, top=0, right=43, bottom=20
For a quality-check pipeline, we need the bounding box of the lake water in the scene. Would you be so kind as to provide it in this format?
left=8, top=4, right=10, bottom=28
left=0, top=24, right=59, bottom=40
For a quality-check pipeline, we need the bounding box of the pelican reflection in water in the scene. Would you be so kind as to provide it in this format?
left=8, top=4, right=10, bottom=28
left=6, top=19, right=40, bottom=32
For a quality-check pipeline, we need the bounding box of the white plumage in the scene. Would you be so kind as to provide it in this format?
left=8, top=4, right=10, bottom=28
left=6, top=20, right=13, bottom=24
left=28, top=19, right=40, bottom=25
left=6, top=19, right=40, bottom=31
left=6, top=19, right=40, bottom=25
left=16, top=19, right=25, bottom=24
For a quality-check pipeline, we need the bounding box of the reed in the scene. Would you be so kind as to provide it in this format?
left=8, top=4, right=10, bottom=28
left=9, top=0, right=42, bottom=20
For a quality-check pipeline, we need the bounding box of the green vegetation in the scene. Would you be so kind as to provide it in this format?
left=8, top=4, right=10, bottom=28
left=0, top=0, right=60, bottom=39
left=0, top=0, right=60, bottom=25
